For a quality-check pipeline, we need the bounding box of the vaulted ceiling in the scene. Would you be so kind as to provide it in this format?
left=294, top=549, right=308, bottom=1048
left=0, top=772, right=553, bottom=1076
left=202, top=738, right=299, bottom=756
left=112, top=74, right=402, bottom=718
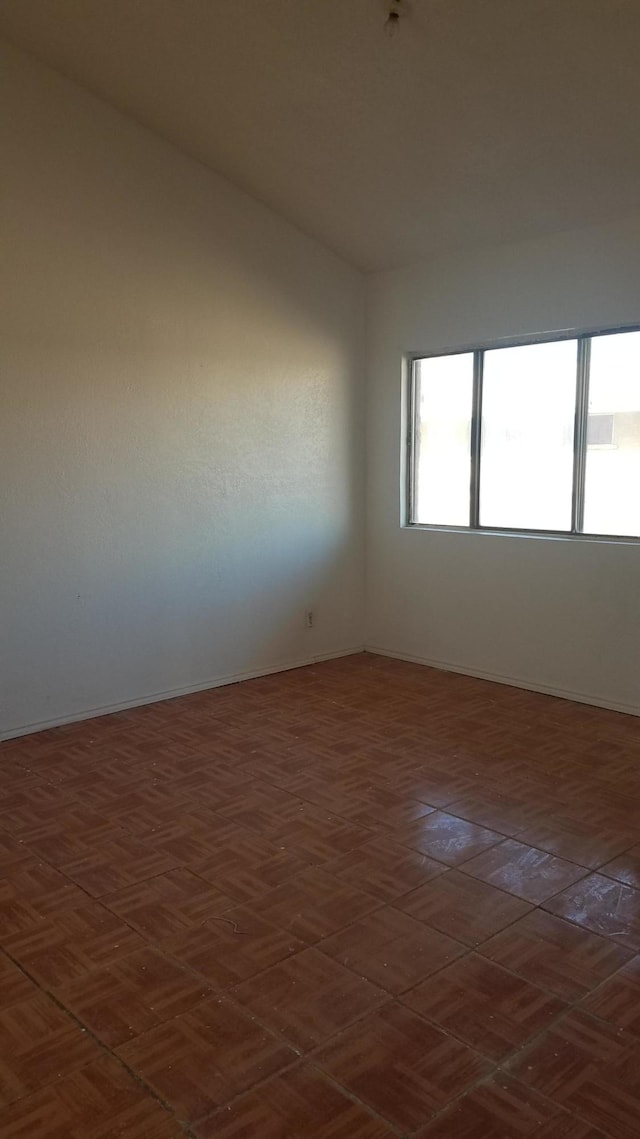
left=1, top=0, right=640, bottom=270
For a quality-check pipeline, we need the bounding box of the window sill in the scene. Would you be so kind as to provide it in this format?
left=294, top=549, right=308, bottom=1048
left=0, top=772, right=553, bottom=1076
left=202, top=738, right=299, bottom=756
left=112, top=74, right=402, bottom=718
left=403, top=523, right=640, bottom=545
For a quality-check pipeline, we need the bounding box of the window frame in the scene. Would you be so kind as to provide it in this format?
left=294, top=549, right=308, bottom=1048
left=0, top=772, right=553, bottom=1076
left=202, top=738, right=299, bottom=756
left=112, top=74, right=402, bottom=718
left=405, top=322, right=640, bottom=543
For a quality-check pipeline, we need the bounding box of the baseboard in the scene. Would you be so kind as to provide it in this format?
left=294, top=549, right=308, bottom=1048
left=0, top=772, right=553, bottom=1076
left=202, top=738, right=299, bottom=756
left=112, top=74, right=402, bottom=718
left=365, top=644, right=640, bottom=719
left=6, top=643, right=635, bottom=742
left=0, top=646, right=365, bottom=742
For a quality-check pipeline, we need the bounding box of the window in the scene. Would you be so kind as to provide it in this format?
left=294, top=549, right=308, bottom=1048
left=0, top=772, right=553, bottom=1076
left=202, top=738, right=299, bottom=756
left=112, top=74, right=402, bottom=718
left=408, top=327, right=640, bottom=539
left=587, top=414, right=614, bottom=447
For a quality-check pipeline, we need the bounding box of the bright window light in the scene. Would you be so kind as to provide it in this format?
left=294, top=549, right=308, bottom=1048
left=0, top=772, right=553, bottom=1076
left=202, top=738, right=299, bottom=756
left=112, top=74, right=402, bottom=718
left=408, top=327, right=640, bottom=540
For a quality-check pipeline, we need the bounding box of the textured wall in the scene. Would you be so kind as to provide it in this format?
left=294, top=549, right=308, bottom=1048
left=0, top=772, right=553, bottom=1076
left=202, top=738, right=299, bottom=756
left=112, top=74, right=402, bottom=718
left=0, top=42, right=365, bottom=737
left=366, top=215, right=640, bottom=714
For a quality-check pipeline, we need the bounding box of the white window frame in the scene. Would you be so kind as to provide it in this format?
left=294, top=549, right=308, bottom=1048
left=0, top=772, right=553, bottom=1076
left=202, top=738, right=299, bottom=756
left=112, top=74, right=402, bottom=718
left=405, top=323, right=640, bottom=543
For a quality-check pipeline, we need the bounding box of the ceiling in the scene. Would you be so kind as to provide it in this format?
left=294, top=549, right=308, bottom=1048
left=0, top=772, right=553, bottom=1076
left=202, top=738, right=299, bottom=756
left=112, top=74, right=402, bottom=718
left=1, top=0, right=640, bottom=271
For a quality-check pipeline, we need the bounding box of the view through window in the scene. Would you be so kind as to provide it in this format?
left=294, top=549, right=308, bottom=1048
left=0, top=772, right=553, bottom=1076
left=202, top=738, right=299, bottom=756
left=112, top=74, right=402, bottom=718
left=410, top=328, right=640, bottom=538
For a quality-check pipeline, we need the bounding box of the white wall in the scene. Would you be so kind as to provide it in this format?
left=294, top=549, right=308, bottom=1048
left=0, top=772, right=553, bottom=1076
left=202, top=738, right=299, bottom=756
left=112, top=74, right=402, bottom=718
left=0, top=42, right=365, bottom=738
left=366, top=216, right=640, bottom=715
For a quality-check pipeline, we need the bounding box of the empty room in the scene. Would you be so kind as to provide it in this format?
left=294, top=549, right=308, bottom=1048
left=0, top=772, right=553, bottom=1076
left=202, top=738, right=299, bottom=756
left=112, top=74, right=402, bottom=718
left=1, top=1, right=640, bottom=1136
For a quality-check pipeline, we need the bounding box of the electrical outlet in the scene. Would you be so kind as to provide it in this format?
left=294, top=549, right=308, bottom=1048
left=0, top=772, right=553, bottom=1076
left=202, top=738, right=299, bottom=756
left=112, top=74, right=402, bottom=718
left=305, top=609, right=314, bottom=628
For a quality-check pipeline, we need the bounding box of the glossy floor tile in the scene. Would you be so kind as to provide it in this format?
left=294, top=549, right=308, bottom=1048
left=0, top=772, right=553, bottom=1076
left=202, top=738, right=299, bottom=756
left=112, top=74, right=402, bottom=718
left=580, top=954, right=640, bottom=1038
left=314, top=1001, right=492, bottom=1130
left=116, top=995, right=295, bottom=1122
left=248, top=865, right=379, bottom=942
left=232, top=946, right=387, bottom=1050
left=507, top=1009, right=640, bottom=1139
left=55, top=945, right=212, bottom=1047
left=0, top=950, right=38, bottom=1011
left=479, top=909, right=634, bottom=1001
left=325, top=836, right=446, bottom=901
left=402, top=953, right=564, bottom=1059
left=193, top=1064, right=397, bottom=1138
left=1, top=651, right=640, bottom=1136
left=543, top=873, right=640, bottom=950
left=2, top=900, right=145, bottom=988
left=514, top=815, right=640, bottom=871
left=462, top=839, right=588, bottom=904
left=416, top=1078, right=610, bottom=1137
left=396, top=867, right=534, bottom=945
left=0, top=1056, right=180, bottom=1139
left=0, top=990, right=100, bottom=1106
left=391, top=809, right=504, bottom=866
left=319, top=904, right=466, bottom=993
left=163, top=904, right=306, bottom=988
left=599, top=843, right=640, bottom=888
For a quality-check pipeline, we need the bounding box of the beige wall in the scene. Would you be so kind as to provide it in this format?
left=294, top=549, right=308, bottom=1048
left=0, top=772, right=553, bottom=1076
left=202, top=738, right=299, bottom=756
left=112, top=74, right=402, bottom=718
left=0, top=42, right=365, bottom=737
left=4, top=38, right=639, bottom=736
left=366, top=215, right=640, bottom=714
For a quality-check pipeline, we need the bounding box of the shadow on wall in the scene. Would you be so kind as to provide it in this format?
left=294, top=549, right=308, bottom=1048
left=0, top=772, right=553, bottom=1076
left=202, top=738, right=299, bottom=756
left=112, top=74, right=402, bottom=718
left=0, top=41, right=365, bottom=737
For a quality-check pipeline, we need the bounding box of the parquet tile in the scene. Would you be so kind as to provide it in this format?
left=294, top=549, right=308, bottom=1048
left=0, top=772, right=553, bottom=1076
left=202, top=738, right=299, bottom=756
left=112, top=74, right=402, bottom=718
left=137, top=810, right=229, bottom=863
left=0, top=1055, right=180, bottom=1138
left=216, top=779, right=308, bottom=833
left=514, top=816, right=640, bottom=871
left=392, top=809, right=505, bottom=866
left=191, top=827, right=311, bottom=902
left=4, top=806, right=124, bottom=866
left=0, top=782, right=77, bottom=827
left=1, top=651, right=640, bottom=1136
left=314, top=1001, right=491, bottom=1131
left=60, top=836, right=179, bottom=897
left=396, top=869, right=533, bottom=945
left=414, top=1077, right=595, bottom=1137
left=0, top=859, right=87, bottom=934
left=507, top=1009, right=640, bottom=1139
left=543, top=873, right=640, bottom=950
left=2, top=901, right=144, bottom=988
left=360, top=768, right=478, bottom=807
left=232, top=947, right=388, bottom=1050
left=479, top=909, right=634, bottom=1000
left=0, top=949, right=38, bottom=1010
left=445, top=792, right=552, bottom=837
left=319, top=904, right=466, bottom=993
left=164, top=905, right=305, bottom=987
left=56, top=946, right=212, bottom=1046
left=193, top=1063, right=396, bottom=1138
left=462, top=840, right=588, bottom=904
left=600, top=843, right=640, bottom=888
left=102, top=868, right=235, bottom=941
left=580, top=954, right=640, bottom=1038
left=117, top=995, right=295, bottom=1121
left=0, top=832, right=31, bottom=870
left=266, top=802, right=373, bottom=863
left=533, top=1119, right=608, bottom=1138
left=249, top=866, right=379, bottom=942
left=338, top=785, right=436, bottom=829
left=324, top=836, right=446, bottom=901
left=402, top=953, right=565, bottom=1059
left=0, top=991, right=100, bottom=1106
